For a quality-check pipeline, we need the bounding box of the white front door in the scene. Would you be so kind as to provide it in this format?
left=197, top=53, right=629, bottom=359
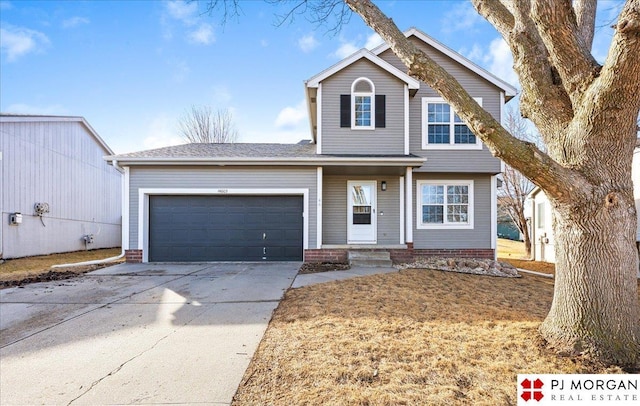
left=347, top=181, right=377, bottom=244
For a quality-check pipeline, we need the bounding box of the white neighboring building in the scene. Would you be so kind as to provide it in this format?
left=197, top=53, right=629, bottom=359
left=0, top=115, right=122, bottom=259
left=528, top=187, right=555, bottom=263
left=528, top=144, right=640, bottom=276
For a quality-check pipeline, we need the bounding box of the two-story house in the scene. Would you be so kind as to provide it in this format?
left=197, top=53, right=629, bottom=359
left=106, top=28, right=516, bottom=263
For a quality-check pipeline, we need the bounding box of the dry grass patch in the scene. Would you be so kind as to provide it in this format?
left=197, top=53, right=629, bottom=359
left=497, top=238, right=555, bottom=275
left=497, top=238, right=527, bottom=258
left=0, top=248, right=122, bottom=286
left=234, top=270, right=632, bottom=405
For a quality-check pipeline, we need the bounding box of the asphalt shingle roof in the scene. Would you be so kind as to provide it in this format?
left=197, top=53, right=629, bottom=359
left=112, top=142, right=318, bottom=159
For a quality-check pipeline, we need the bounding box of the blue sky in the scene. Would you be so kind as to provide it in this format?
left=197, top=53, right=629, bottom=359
left=0, top=0, right=620, bottom=154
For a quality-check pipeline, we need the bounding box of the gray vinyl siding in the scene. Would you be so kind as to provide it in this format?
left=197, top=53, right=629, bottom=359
left=412, top=173, right=492, bottom=249
left=323, top=175, right=401, bottom=245
left=379, top=38, right=503, bottom=173
left=128, top=166, right=317, bottom=250
left=320, top=59, right=405, bottom=155
left=0, top=120, right=122, bottom=258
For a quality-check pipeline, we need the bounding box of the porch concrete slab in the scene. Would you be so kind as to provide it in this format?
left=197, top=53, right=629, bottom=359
left=0, top=262, right=299, bottom=406
left=292, top=266, right=398, bottom=288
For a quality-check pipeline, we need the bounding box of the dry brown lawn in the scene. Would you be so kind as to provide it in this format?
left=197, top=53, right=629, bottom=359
left=497, top=238, right=555, bottom=275
left=0, top=248, right=122, bottom=285
left=234, top=269, right=635, bottom=406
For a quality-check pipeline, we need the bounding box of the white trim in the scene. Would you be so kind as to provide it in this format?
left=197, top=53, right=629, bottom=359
left=404, top=84, right=410, bottom=154
left=491, top=175, right=497, bottom=259
left=372, top=28, right=517, bottom=98
left=317, top=167, right=323, bottom=249
left=405, top=168, right=413, bottom=243
left=351, top=77, right=375, bottom=130
left=306, top=48, right=420, bottom=89
left=105, top=156, right=426, bottom=166
left=400, top=175, right=405, bottom=244
left=346, top=180, right=377, bottom=244
left=137, top=188, right=309, bottom=263
left=317, top=83, right=322, bottom=154
left=416, top=180, right=475, bottom=230
left=122, top=167, right=130, bottom=250
left=421, top=97, right=483, bottom=150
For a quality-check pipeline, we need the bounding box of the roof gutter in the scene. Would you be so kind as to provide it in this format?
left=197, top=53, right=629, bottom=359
left=103, top=156, right=426, bottom=167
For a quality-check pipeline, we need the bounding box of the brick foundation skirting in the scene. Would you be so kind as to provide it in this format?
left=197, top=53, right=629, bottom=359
left=304, top=249, right=348, bottom=263
left=125, top=249, right=143, bottom=263
left=304, top=247, right=495, bottom=264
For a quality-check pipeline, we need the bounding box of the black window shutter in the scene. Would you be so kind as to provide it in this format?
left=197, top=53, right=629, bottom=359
left=340, top=95, right=350, bottom=128
left=375, top=95, right=386, bottom=128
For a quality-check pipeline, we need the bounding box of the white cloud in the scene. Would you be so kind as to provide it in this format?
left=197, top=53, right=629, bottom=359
left=188, top=23, right=215, bottom=45
left=333, top=42, right=359, bottom=59
left=165, top=0, right=197, bottom=25
left=364, top=33, right=383, bottom=50
left=164, top=1, right=215, bottom=46
left=0, top=25, right=50, bottom=62
left=275, top=100, right=307, bottom=129
left=298, top=34, right=319, bottom=53
left=0, top=1, right=13, bottom=10
left=62, top=16, right=90, bottom=29
left=142, top=115, right=184, bottom=149
left=460, top=43, right=484, bottom=63
left=168, top=59, right=190, bottom=83
left=260, top=39, right=269, bottom=47
left=441, top=2, right=484, bottom=34
left=4, top=103, right=68, bottom=115
left=483, top=37, right=519, bottom=88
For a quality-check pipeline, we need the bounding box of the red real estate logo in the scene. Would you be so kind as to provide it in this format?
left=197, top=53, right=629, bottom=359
left=521, top=378, right=544, bottom=402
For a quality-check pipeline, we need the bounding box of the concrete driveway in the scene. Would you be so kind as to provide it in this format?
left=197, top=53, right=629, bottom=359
left=0, top=262, right=300, bottom=405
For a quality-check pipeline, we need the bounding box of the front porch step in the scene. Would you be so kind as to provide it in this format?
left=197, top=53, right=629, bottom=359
left=348, top=250, right=393, bottom=268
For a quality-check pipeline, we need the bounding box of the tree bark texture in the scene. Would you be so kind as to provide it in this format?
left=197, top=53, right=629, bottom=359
left=345, top=0, right=640, bottom=366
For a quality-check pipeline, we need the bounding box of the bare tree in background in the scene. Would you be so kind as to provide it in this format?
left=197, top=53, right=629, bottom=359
left=204, top=0, right=640, bottom=367
left=178, top=106, right=238, bottom=143
left=499, top=107, right=539, bottom=258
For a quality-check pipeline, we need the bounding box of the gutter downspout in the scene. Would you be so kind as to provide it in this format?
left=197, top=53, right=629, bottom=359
left=52, top=159, right=126, bottom=268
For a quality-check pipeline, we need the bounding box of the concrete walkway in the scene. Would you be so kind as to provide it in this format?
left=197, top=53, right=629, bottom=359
left=0, top=262, right=299, bottom=405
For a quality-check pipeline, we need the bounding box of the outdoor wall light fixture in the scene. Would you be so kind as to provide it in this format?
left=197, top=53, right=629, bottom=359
left=381, top=181, right=387, bottom=191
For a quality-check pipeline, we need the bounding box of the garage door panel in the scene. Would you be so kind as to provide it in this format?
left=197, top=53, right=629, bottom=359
left=149, top=195, right=303, bottom=262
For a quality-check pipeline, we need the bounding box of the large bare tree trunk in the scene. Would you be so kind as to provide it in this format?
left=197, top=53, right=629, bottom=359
left=543, top=184, right=639, bottom=364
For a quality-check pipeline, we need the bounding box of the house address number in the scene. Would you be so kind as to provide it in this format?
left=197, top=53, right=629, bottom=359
left=217, top=189, right=228, bottom=194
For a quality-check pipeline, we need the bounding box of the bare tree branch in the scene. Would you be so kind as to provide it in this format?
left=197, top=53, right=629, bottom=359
left=178, top=106, right=239, bottom=143
left=574, top=0, right=597, bottom=49
left=530, top=0, right=601, bottom=107
left=472, top=0, right=573, bottom=138
left=345, top=0, right=590, bottom=202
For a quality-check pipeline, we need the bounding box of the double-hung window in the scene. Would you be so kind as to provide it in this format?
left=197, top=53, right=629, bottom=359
left=417, top=180, right=474, bottom=229
left=422, top=97, right=482, bottom=149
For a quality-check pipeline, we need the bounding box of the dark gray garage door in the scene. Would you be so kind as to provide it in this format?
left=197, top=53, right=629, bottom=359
left=149, top=195, right=303, bottom=262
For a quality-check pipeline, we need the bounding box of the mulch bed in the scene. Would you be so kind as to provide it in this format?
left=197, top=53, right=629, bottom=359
left=0, top=264, right=111, bottom=289
left=298, top=262, right=350, bottom=274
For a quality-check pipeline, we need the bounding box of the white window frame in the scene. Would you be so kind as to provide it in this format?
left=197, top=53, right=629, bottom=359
left=421, top=97, right=483, bottom=150
left=416, top=180, right=474, bottom=229
left=351, top=77, right=375, bottom=130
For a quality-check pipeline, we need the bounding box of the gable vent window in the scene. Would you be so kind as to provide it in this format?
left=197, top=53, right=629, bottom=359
left=340, top=77, right=385, bottom=129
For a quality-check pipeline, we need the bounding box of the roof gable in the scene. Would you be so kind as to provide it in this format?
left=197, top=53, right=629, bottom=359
left=372, top=27, right=517, bottom=99
left=0, top=114, right=114, bottom=155
left=305, top=48, right=420, bottom=89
